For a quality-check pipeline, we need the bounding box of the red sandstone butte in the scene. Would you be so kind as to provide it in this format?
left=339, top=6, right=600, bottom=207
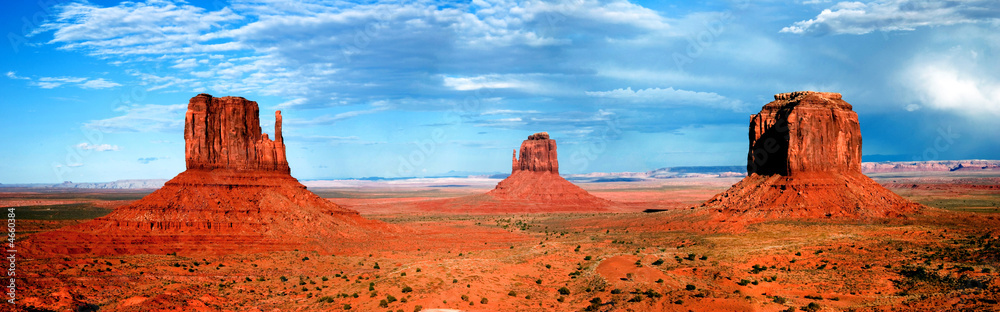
left=512, top=132, right=558, bottom=173
left=700, top=91, right=921, bottom=220
left=474, top=132, right=611, bottom=211
left=185, top=94, right=289, bottom=172
left=26, top=94, right=391, bottom=256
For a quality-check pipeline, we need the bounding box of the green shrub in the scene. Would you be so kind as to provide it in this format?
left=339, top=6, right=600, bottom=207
left=317, top=296, right=335, bottom=303
left=802, top=302, right=821, bottom=312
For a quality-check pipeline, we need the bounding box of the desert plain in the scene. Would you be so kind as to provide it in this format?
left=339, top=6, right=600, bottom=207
left=6, top=168, right=1000, bottom=312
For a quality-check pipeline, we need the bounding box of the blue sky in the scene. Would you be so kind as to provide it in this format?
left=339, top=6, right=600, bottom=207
left=2, top=0, right=999, bottom=183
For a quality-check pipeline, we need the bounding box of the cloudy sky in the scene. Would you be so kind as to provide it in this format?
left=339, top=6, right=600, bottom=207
left=2, top=0, right=998, bottom=183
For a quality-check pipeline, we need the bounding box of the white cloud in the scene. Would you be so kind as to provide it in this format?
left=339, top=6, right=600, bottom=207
left=6, top=71, right=29, bottom=80
left=138, top=156, right=169, bottom=164
left=291, top=135, right=366, bottom=145
left=36, top=0, right=244, bottom=56
left=79, top=78, right=122, bottom=89
left=33, top=76, right=86, bottom=88
left=10, top=73, right=122, bottom=89
left=127, top=70, right=197, bottom=92
left=585, top=87, right=746, bottom=111
left=275, top=98, right=309, bottom=109
left=32, top=0, right=677, bottom=110
left=902, top=45, right=1000, bottom=117
left=85, top=104, right=187, bottom=132
left=443, top=75, right=530, bottom=91
left=480, top=109, right=540, bottom=116
left=171, top=58, right=199, bottom=69
left=292, top=101, right=392, bottom=126
left=76, top=142, right=122, bottom=151
left=782, top=0, right=1000, bottom=35
left=907, top=63, right=1000, bottom=116
left=471, top=109, right=617, bottom=134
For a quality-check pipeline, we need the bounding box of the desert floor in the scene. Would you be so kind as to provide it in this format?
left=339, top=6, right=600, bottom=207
left=7, top=171, right=1000, bottom=311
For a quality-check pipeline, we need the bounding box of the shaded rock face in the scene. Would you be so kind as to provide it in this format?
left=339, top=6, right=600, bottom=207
left=747, top=91, right=861, bottom=176
left=513, top=132, right=559, bottom=174
left=27, top=94, right=392, bottom=256
left=185, top=94, right=289, bottom=172
left=701, top=92, right=920, bottom=220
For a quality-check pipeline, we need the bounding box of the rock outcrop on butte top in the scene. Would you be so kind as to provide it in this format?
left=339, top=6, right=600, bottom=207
left=452, top=132, right=612, bottom=212
left=28, top=94, right=391, bottom=256
left=184, top=94, right=289, bottom=172
left=699, top=91, right=921, bottom=220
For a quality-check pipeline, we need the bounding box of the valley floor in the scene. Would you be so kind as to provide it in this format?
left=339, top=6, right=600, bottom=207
left=6, top=171, right=1000, bottom=311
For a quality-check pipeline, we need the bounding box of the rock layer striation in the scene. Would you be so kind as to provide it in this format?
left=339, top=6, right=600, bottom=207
left=701, top=91, right=920, bottom=219
left=512, top=132, right=559, bottom=173
left=185, top=94, right=289, bottom=172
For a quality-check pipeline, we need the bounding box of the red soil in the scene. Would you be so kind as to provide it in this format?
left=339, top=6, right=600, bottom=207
left=701, top=171, right=920, bottom=221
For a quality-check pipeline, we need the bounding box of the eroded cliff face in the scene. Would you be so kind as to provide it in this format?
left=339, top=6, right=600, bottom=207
left=184, top=94, right=289, bottom=172
left=512, top=132, right=559, bottom=174
left=747, top=91, right=862, bottom=176
left=701, top=92, right=920, bottom=220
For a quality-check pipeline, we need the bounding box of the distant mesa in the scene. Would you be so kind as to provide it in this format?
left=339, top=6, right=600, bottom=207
left=443, top=132, right=613, bottom=212
left=699, top=91, right=921, bottom=220
left=27, top=94, right=392, bottom=256
left=862, top=160, right=1000, bottom=173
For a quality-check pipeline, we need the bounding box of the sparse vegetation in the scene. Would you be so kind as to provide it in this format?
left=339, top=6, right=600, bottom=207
left=802, top=302, right=821, bottom=312
left=14, top=175, right=1000, bottom=311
